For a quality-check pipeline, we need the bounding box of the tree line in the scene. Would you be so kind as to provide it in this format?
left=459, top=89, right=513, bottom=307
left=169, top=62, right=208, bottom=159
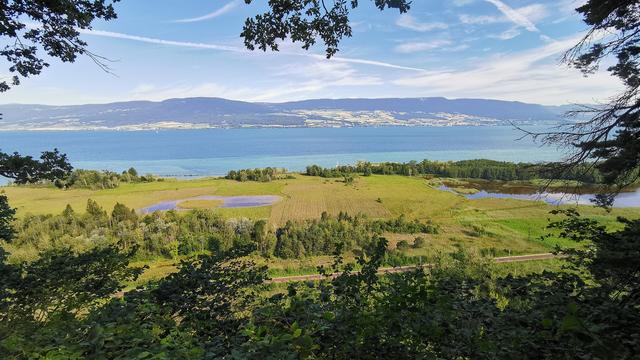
left=225, top=167, right=291, bottom=182
left=6, top=201, right=437, bottom=262
left=0, top=152, right=159, bottom=190
left=62, top=167, right=160, bottom=189
left=273, top=212, right=438, bottom=259
left=306, top=159, right=605, bottom=183
left=9, top=201, right=254, bottom=261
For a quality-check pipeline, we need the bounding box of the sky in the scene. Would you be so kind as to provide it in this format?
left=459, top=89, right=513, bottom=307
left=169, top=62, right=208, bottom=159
left=0, top=0, right=622, bottom=106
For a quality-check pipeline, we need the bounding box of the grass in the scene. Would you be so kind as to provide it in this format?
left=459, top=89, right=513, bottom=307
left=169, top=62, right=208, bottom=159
left=2, top=177, right=284, bottom=217
left=177, top=199, right=224, bottom=209
left=490, top=258, right=567, bottom=277
left=126, top=257, right=180, bottom=289
left=5, top=174, right=639, bottom=285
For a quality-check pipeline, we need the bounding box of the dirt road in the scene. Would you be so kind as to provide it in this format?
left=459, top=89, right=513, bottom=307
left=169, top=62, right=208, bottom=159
left=268, top=253, right=560, bottom=283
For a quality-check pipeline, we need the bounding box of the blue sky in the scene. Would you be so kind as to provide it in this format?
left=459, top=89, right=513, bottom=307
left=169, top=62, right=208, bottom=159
left=0, top=0, right=621, bottom=105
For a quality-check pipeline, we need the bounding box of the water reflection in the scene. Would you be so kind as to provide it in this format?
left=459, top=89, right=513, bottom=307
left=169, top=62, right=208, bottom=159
left=437, top=185, right=640, bottom=208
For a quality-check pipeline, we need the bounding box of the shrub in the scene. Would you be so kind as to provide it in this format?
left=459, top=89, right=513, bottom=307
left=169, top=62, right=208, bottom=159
left=396, top=240, right=411, bottom=251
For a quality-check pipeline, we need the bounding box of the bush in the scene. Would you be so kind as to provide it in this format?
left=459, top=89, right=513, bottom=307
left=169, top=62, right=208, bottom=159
left=413, top=236, right=426, bottom=248
left=225, top=167, right=288, bottom=182
left=396, top=240, right=411, bottom=251
left=64, top=168, right=156, bottom=189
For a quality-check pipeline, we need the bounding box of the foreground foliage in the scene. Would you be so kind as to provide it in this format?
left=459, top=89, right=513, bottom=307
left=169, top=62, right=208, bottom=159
left=0, top=0, right=120, bottom=92
left=0, top=210, right=638, bottom=359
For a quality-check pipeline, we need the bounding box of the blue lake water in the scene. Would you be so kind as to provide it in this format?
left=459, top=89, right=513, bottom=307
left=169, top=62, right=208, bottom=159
left=438, top=185, right=640, bottom=208
left=140, top=195, right=281, bottom=214
left=0, top=126, right=563, bottom=177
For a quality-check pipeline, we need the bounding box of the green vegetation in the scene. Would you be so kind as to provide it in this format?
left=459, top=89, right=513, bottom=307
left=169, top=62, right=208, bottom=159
left=0, top=148, right=72, bottom=187
left=1, top=176, right=283, bottom=216
left=8, top=201, right=255, bottom=261
left=5, top=196, right=440, bottom=264
left=1, top=0, right=639, bottom=357
left=226, top=167, right=290, bottom=182
left=306, top=159, right=604, bottom=183
left=2, top=212, right=639, bottom=358
left=177, top=199, right=224, bottom=210
left=272, top=212, right=437, bottom=259
left=64, top=167, right=160, bottom=189
left=5, top=174, right=636, bottom=268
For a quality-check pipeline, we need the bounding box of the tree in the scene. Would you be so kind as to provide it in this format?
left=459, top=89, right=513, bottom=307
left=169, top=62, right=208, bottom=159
left=524, top=0, right=640, bottom=204
left=126, top=167, right=138, bottom=178
left=241, top=0, right=411, bottom=58
left=0, top=246, right=143, bottom=357
left=111, top=202, right=138, bottom=224
left=0, top=148, right=73, bottom=185
left=0, top=0, right=120, bottom=92
left=0, top=194, right=15, bottom=243
left=241, top=1, right=639, bottom=205
left=86, top=198, right=108, bottom=226
left=152, top=245, right=268, bottom=356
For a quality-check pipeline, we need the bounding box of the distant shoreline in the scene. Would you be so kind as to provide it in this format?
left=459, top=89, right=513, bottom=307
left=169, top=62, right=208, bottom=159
left=0, top=123, right=553, bottom=132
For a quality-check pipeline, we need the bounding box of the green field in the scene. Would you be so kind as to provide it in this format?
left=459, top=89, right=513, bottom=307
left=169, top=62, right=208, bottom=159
left=5, top=174, right=638, bottom=280
left=177, top=199, right=224, bottom=209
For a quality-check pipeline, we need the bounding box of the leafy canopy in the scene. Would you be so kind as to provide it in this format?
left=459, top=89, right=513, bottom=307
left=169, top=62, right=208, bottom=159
left=241, top=0, right=411, bottom=58
left=530, top=0, right=640, bottom=203
left=0, top=0, right=120, bottom=92
left=0, top=148, right=73, bottom=185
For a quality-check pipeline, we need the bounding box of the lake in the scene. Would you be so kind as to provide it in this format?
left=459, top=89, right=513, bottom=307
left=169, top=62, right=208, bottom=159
left=438, top=185, right=640, bottom=208
left=0, top=126, right=563, bottom=177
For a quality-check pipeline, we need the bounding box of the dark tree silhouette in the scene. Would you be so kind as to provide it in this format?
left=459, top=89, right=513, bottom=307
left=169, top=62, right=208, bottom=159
left=241, top=0, right=411, bottom=58
left=0, top=195, right=15, bottom=243
left=0, top=0, right=120, bottom=92
left=521, top=0, right=640, bottom=205
left=0, top=148, right=73, bottom=185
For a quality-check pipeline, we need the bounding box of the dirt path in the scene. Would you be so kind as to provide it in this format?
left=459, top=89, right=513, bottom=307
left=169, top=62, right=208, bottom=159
left=114, top=253, right=560, bottom=297
left=269, top=253, right=560, bottom=283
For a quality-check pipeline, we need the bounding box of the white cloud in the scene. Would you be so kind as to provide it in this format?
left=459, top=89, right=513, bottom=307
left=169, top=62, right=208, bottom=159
left=459, top=14, right=504, bottom=25
left=394, top=40, right=452, bottom=53
left=305, top=54, right=426, bottom=72
left=490, top=27, right=521, bottom=40
left=484, top=0, right=543, bottom=32
left=558, top=0, right=587, bottom=15
left=444, top=44, right=470, bottom=52
left=126, top=58, right=384, bottom=103
left=173, top=1, right=239, bottom=23
left=392, top=34, right=622, bottom=105
left=81, top=29, right=427, bottom=73
left=396, top=15, right=448, bottom=32
left=278, top=61, right=383, bottom=87
left=516, top=4, right=549, bottom=23
left=80, top=29, right=245, bottom=52
left=552, top=0, right=587, bottom=24
left=459, top=3, right=547, bottom=29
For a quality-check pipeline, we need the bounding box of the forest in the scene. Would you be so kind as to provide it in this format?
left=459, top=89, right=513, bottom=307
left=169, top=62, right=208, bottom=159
left=7, top=199, right=437, bottom=262
left=305, top=159, right=604, bottom=183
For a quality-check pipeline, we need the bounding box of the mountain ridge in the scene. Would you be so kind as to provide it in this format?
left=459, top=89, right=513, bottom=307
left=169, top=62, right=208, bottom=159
left=0, top=96, right=572, bottom=130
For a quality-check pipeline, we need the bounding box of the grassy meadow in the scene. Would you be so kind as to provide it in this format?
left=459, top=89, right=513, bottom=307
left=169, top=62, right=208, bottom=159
left=5, top=174, right=638, bottom=281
